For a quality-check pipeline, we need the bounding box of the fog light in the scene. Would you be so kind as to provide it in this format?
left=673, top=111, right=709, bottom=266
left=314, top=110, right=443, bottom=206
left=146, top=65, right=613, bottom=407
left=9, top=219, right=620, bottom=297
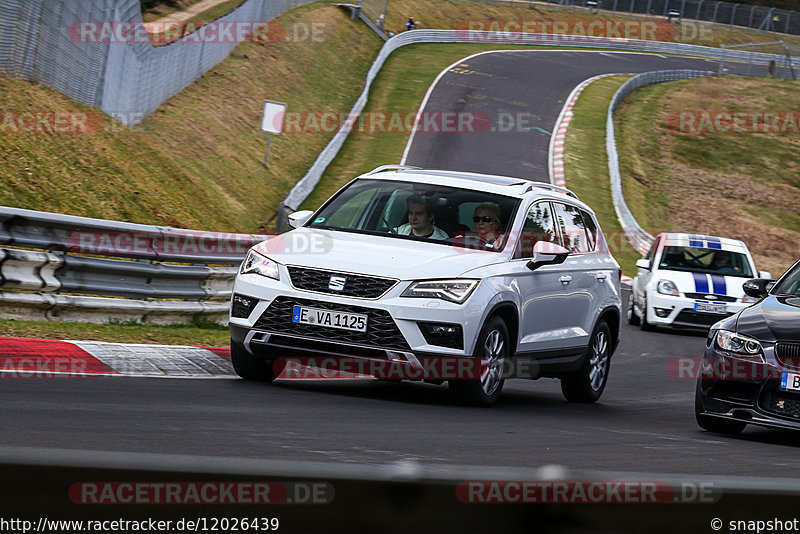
left=418, top=322, right=463, bottom=349
left=232, top=294, right=257, bottom=318
left=654, top=307, right=671, bottom=318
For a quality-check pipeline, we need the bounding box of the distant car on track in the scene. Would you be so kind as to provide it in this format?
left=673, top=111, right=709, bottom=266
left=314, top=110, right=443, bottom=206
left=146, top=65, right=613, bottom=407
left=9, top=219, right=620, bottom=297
left=229, top=165, right=622, bottom=406
left=695, top=258, right=800, bottom=434
left=628, top=233, right=771, bottom=331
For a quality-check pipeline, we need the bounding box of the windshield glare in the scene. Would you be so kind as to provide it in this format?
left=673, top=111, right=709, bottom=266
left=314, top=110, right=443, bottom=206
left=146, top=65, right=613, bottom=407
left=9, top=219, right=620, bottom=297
left=658, top=246, right=754, bottom=278
left=772, top=262, right=800, bottom=296
left=309, top=179, right=520, bottom=251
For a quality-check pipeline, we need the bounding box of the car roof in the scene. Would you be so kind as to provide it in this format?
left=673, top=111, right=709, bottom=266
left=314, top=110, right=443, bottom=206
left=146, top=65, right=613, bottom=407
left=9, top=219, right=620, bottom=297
left=659, top=232, right=750, bottom=252
left=359, top=165, right=586, bottom=205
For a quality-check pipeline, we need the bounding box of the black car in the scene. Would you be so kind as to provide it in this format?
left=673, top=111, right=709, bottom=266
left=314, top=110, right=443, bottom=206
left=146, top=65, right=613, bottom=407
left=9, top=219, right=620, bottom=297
left=695, top=259, right=800, bottom=434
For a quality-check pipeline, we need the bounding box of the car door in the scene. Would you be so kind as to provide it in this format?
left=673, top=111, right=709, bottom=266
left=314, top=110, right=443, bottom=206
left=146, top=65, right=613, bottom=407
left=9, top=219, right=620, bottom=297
left=550, top=201, right=598, bottom=349
left=513, top=201, right=574, bottom=353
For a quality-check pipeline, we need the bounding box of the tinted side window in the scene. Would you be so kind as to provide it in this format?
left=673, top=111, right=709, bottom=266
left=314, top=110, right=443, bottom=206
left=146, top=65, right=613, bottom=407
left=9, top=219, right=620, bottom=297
left=519, top=202, right=558, bottom=257
left=645, top=235, right=660, bottom=263
left=579, top=209, right=598, bottom=251
left=552, top=202, right=590, bottom=253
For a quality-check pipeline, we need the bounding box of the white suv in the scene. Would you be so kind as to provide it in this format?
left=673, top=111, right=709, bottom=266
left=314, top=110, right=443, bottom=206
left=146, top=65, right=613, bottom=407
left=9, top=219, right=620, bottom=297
left=229, top=166, right=622, bottom=406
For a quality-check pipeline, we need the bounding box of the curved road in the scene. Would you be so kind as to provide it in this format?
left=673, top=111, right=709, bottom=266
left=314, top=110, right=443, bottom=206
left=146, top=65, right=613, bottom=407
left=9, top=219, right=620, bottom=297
left=0, top=52, right=794, bottom=482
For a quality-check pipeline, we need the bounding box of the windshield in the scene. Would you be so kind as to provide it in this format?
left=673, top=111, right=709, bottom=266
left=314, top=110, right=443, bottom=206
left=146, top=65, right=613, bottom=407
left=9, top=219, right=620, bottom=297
left=771, top=262, right=800, bottom=296
left=309, top=178, right=521, bottom=252
left=657, top=246, right=754, bottom=278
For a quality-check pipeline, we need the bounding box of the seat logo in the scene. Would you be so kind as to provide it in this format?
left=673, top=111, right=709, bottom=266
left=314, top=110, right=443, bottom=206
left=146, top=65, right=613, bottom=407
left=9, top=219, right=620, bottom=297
left=328, top=276, right=347, bottom=291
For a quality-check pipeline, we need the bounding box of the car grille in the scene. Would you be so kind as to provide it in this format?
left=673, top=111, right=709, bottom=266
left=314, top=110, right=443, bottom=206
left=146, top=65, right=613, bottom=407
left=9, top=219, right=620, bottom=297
left=684, top=293, right=738, bottom=303
left=761, top=390, right=800, bottom=420
left=254, top=296, right=410, bottom=350
left=674, top=310, right=730, bottom=327
left=776, top=343, right=800, bottom=370
left=287, top=266, right=397, bottom=299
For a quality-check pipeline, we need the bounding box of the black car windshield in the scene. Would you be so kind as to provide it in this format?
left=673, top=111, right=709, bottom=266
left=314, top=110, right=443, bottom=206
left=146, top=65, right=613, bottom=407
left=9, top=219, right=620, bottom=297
left=771, top=262, right=800, bottom=296
left=658, top=246, right=754, bottom=278
left=308, top=178, right=520, bottom=252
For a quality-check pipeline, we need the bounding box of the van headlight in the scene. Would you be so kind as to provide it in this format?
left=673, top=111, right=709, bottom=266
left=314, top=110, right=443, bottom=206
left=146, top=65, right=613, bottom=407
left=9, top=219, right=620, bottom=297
left=401, top=279, right=478, bottom=304
left=240, top=249, right=280, bottom=280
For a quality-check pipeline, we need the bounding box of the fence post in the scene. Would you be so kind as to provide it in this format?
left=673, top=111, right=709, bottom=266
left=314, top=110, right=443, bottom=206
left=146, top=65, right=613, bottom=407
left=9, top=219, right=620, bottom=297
left=630, top=0, right=636, bottom=16
left=696, top=0, right=704, bottom=21
left=729, top=3, right=738, bottom=28
left=747, top=5, right=757, bottom=28
left=783, top=11, right=791, bottom=34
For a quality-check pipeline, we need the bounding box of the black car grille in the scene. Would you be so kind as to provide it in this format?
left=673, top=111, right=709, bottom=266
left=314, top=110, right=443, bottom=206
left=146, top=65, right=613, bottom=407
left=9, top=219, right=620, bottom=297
left=287, top=267, right=397, bottom=299
left=674, top=310, right=730, bottom=327
left=761, top=390, right=800, bottom=420
left=776, top=343, right=800, bottom=370
left=684, top=293, right=738, bottom=303
left=254, top=296, right=410, bottom=350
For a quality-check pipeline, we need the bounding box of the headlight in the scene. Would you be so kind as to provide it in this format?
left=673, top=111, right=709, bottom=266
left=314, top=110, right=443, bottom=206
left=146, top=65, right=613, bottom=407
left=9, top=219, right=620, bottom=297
left=715, top=330, right=763, bottom=358
left=240, top=249, right=280, bottom=280
left=401, top=279, right=479, bottom=304
left=657, top=280, right=679, bottom=296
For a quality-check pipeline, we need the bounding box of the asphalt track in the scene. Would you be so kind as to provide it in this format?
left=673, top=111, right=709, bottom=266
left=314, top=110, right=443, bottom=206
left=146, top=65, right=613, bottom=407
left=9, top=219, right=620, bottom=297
left=402, top=50, right=760, bottom=179
left=1, top=52, right=796, bottom=499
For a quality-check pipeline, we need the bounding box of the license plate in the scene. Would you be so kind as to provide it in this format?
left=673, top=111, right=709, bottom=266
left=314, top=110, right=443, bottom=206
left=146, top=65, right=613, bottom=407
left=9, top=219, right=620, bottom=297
left=694, top=302, right=726, bottom=314
left=292, top=305, right=367, bottom=332
left=780, top=372, right=800, bottom=392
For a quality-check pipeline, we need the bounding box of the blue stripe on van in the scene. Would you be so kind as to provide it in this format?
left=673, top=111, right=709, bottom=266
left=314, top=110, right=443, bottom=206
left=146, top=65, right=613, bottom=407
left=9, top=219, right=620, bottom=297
left=692, top=272, right=709, bottom=293
left=710, top=275, right=727, bottom=295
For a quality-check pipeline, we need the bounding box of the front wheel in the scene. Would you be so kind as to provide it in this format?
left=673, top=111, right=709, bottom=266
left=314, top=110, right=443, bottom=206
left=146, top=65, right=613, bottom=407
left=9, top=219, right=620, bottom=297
left=640, top=296, right=656, bottom=332
left=561, top=321, right=611, bottom=403
left=230, top=342, right=279, bottom=382
left=449, top=316, right=509, bottom=407
left=627, top=294, right=641, bottom=326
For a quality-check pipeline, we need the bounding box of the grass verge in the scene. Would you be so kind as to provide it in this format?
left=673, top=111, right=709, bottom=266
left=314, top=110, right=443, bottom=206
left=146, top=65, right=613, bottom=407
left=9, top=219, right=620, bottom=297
left=0, top=317, right=229, bottom=346
left=614, top=76, right=800, bottom=277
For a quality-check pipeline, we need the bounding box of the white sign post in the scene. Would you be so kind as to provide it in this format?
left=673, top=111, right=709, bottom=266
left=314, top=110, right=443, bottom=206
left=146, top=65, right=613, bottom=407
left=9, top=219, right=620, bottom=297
left=260, top=99, right=286, bottom=167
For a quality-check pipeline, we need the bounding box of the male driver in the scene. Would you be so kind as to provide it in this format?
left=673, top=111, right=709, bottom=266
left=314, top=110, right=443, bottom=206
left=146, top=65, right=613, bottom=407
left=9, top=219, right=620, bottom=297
left=395, top=195, right=448, bottom=239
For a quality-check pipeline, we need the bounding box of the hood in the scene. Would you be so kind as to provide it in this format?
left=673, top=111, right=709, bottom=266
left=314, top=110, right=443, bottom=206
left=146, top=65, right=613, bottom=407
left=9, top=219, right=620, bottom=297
left=656, top=269, right=748, bottom=298
left=253, top=228, right=505, bottom=280
left=735, top=296, right=800, bottom=342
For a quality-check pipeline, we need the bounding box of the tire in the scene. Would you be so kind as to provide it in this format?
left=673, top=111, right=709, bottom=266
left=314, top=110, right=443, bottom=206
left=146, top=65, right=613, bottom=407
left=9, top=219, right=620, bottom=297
left=627, top=294, right=641, bottom=326
left=695, top=380, right=746, bottom=435
left=449, top=316, right=509, bottom=407
left=561, top=321, right=611, bottom=403
left=230, top=341, right=279, bottom=382
left=640, top=296, right=656, bottom=332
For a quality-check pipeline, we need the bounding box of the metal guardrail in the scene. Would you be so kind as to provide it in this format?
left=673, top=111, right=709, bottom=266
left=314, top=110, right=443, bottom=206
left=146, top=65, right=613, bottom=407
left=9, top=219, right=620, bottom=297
left=605, top=70, right=716, bottom=255
left=279, top=29, right=798, bottom=225
left=0, top=207, right=266, bottom=324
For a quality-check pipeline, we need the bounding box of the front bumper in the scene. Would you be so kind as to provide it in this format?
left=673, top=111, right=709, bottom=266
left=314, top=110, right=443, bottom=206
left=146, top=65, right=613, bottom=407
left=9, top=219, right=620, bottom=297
left=646, top=292, right=748, bottom=329
left=696, top=343, right=800, bottom=431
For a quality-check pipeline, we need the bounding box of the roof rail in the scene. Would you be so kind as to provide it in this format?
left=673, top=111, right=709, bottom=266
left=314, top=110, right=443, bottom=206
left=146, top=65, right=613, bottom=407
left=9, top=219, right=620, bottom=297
left=366, top=165, right=421, bottom=175
left=524, top=182, right=579, bottom=199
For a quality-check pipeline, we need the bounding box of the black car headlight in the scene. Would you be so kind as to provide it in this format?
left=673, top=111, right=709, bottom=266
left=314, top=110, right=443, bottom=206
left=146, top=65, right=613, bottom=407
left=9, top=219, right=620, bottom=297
left=240, top=249, right=280, bottom=280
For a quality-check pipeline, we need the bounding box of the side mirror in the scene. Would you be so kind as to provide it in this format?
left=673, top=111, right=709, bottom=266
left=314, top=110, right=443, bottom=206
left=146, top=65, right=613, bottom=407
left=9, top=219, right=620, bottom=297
left=742, top=278, right=773, bottom=299
left=759, top=270, right=772, bottom=279
left=288, top=210, right=314, bottom=229
left=635, top=258, right=651, bottom=270
left=526, top=241, right=569, bottom=271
